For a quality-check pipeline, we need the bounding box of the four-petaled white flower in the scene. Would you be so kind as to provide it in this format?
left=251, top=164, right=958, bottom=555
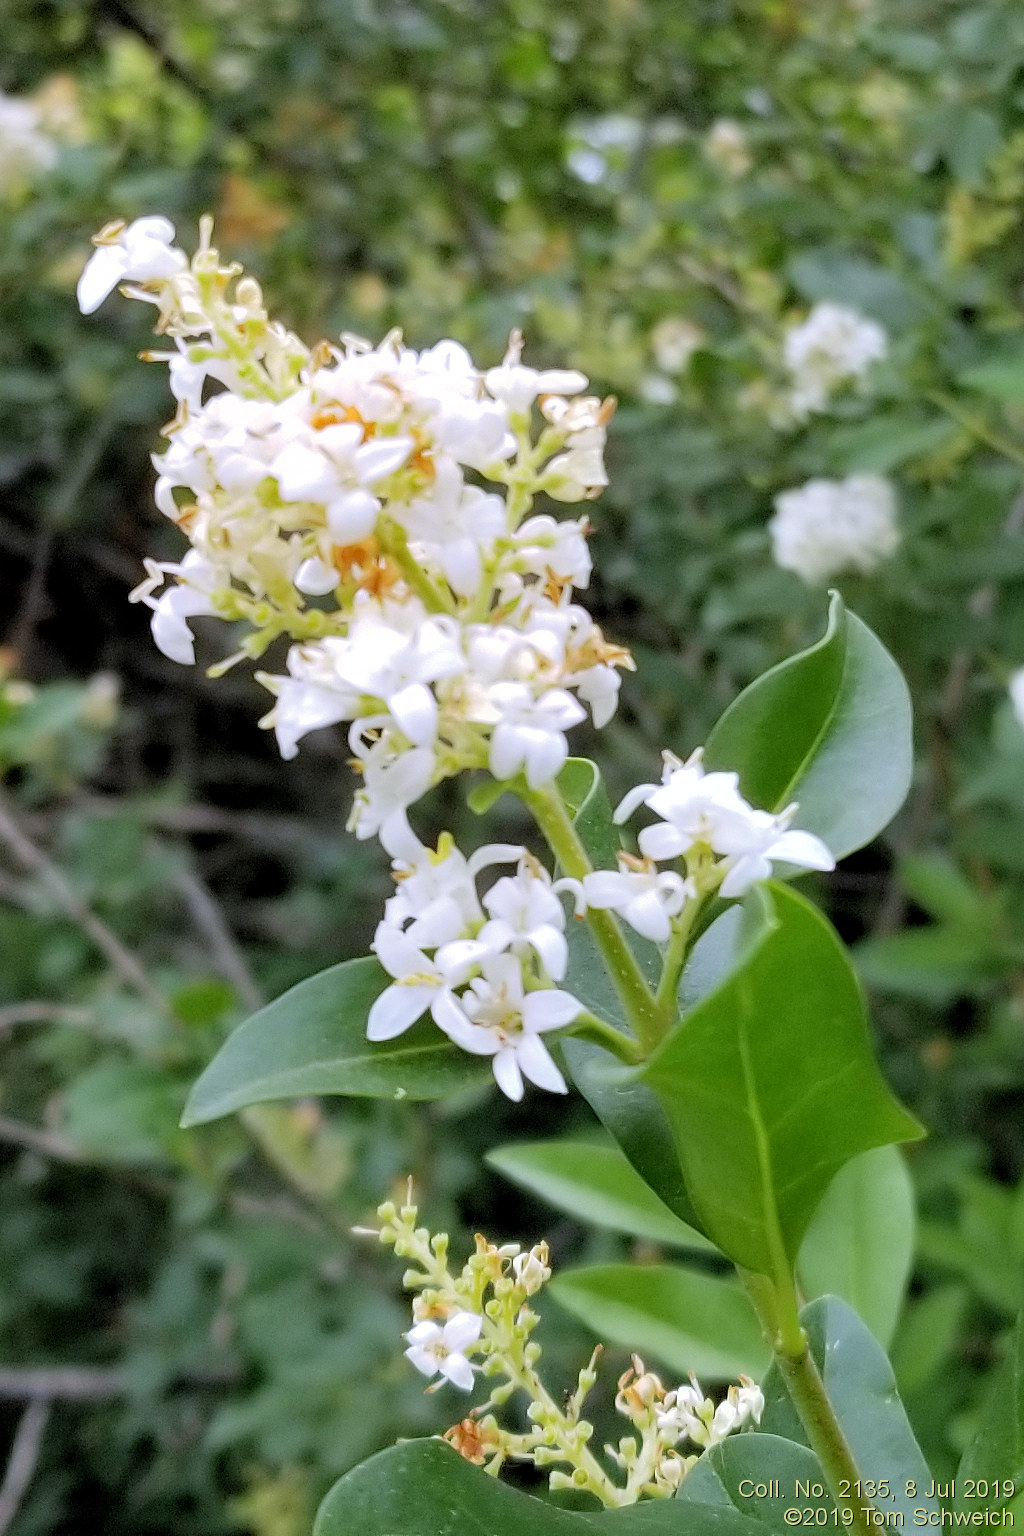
left=581, top=859, right=692, bottom=944
left=367, top=923, right=488, bottom=1041
left=442, top=953, right=579, bottom=1101
left=404, top=1312, right=482, bottom=1390
left=77, top=216, right=187, bottom=315
left=713, top=805, right=834, bottom=898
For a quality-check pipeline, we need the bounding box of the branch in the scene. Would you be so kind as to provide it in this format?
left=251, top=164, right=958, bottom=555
left=0, top=789, right=170, bottom=1019
left=0, top=1399, right=50, bottom=1536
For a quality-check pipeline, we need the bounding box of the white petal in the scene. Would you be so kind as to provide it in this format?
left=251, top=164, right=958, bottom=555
left=440, top=1352, right=475, bottom=1391
left=354, top=436, right=414, bottom=482
left=524, top=728, right=568, bottom=788
left=443, top=1312, right=483, bottom=1352
left=624, top=890, right=672, bottom=944
left=372, top=924, right=430, bottom=981
left=273, top=441, right=336, bottom=501
left=718, top=855, right=768, bottom=899
left=492, top=1048, right=525, bottom=1101
left=581, top=871, right=632, bottom=908
left=769, top=829, right=835, bottom=872
left=366, top=984, right=435, bottom=1040
left=404, top=1344, right=439, bottom=1379
left=327, top=489, right=380, bottom=542
left=405, top=1320, right=442, bottom=1347
left=522, top=989, right=582, bottom=1032
left=515, top=1033, right=568, bottom=1094
left=637, top=822, right=689, bottom=862
left=295, top=557, right=337, bottom=596
left=77, top=247, right=128, bottom=314
left=613, top=781, right=658, bottom=824
left=489, top=726, right=524, bottom=783
left=529, top=924, right=568, bottom=981
left=389, top=682, right=438, bottom=747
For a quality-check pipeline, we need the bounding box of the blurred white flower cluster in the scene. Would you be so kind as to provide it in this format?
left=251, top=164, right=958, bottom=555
left=704, top=118, right=752, bottom=178
left=78, top=216, right=629, bottom=840
left=0, top=88, right=58, bottom=197
left=371, top=1196, right=763, bottom=1506
left=782, top=301, right=888, bottom=421
left=769, top=473, right=900, bottom=584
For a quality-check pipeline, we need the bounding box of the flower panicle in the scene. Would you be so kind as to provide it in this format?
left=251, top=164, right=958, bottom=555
left=78, top=215, right=627, bottom=850
left=366, top=1196, right=764, bottom=1507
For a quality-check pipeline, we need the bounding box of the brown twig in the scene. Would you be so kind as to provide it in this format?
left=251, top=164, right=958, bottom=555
left=0, top=1370, right=123, bottom=1403
left=0, top=790, right=170, bottom=1019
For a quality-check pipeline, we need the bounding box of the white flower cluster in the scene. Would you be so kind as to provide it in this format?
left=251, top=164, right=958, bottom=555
left=782, top=301, right=888, bottom=421
left=612, top=749, right=834, bottom=902
left=769, top=473, right=900, bottom=584
left=374, top=1199, right=763, bottom=1506
left=367, top=829, right=581, bottom=1101
left=78, top=217, right=629, bottom=844
left=704, top=118, right=752, bottom=178
left=651, top=1371, right=764, bottom=1452
left=0, top=89, right=58, bottom=197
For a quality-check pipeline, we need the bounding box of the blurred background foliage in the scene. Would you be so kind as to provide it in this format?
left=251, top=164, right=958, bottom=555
left=5, top=0, right=1024, bottom=1528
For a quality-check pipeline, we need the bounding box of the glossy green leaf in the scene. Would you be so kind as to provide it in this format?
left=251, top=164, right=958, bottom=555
left=955, top=1311, right=1024, bottom=1510
left=486, top=1139, right=715, bottom=1251
left=680, top=1434, right=831, bottom=1528
left=797, top=1146, right=915, bottom=1348
left=181, top=958, right=488, bottom=1126
left=760, top=1297, right=937, bottom=1523
left=562, top=1038, right=703, bottom=1230
left=314, top=1439, right=764, bottom=1535
left=642, top=884, right=922, bottom=1274
left=562, top=900, right=771, bottom=1238
left=704, top=595, right=913, bottom=861
left=550, top=1263, right=769, bottom=1380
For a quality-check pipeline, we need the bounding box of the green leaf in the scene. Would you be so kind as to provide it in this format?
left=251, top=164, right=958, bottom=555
left=486, top=1139, right=715, bottom=1251
left=181, top=958, right=488, bottom=1126
left=797, top=1146, right=915, bottom=1348
left=550, top=1263, right=769, bottom=1380
left=559, top=757, right=622, bottom=871
left=642, top=884, right=922, bottom=1275
left=961, top=348, right=1024, bottom=404
left=314, top=1438, right=763, bottom=1535
left=760, top=1297, right=937, bottom=1522
left=680, top=1434, right=831, bottom=1529
left=704, top=595, right=913, bottom=861
left=956, top=1311, right=1024, bottom=1507
left=562, top=1038, right=703, bottom=1230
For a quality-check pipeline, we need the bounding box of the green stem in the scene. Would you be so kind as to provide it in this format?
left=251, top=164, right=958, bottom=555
left=521, top=783, right=661, bottom=1053
left=927, top=388, right=1024, bottom=471
left=741, top=1271, right=877, bottom=1536
left=653, top=892, right=705, bottom=1023
left=377, top=519, right=456, bottom=613
left=571, top=1011, right=645, bottom=1064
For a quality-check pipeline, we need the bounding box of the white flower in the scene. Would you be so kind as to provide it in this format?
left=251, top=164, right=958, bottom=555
left=479, top=859, right=569, bottom=979
left=713, top=805, right=834, bottom=897
left=650, top=317, right=706, bottom=374
left=129, top=550, right=220, bottom=665
left=628, top=761, right=751, bottom=863
left=77, top=216, right=187, bottom=315
left=404, top=1312, right=482, bottom=1391
left=440, top=953, right=579, bottom=1101
left=384, top=835, right=523, bottom=950
left=347, top=738, right=437, bottom=846
left=704, top=119, right=752, bottom=177
left=487, top=683, right=586, bottom=787
left=769, top=474, right=900, bottom=584
left=0, top=91, right=58, bottom=196
left=512, top=1243, right=551, bottom=1295
left=367, top=923, right=487, bottom=1041
left=581, top=860, right=691, bottom=944
left=1009, top=667, right=1024, bottom=730
left=782, top=302, right=887, bottom=418
left=541, top=426, right=609, bottom=503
